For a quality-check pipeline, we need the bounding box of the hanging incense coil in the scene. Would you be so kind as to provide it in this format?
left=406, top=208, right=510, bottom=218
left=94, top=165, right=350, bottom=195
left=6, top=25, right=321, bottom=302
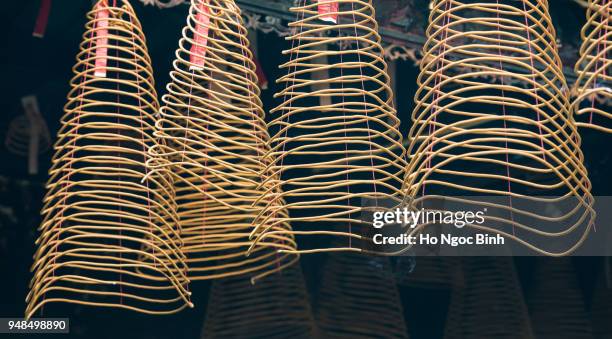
left=527, top=258, right=593, bottom=339
left=201, top=264, right=316, bottom=339
left=402, top=0, right=595, bottom=256
left=5, top=115, right=51, bottom=157
left=251, top=0, right=408, bottom=253
left=573, top=0, right=612, bottom=132
left=444, top=257, right=534, bottom=339
left=316, top=253, right=409, bottom=338
left=148, top=0, right=298, bottom=281
left=26, top=0, right=191, bottom=318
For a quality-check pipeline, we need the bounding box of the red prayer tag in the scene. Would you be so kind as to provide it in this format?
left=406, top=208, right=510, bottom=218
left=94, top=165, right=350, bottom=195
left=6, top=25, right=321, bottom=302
left=33, top=0, right=52, bottom=38
left=252, top=55, right=268, bottom=90
left=190, top=1, right=211, bottom=71
left=94, top=2, right=110, bottom=78
left=317, top=0, right=338, bottom=24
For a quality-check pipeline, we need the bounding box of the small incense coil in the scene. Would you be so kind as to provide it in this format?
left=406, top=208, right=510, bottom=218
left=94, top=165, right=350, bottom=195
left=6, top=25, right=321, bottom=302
left=573, top=0, right=612, bottom=133
left=26, top=0, right=191, bottom=319
left=5, top=115, right=51, bottom=157
left=396, top=256, right=464, bottom=290
left=201, top=264, right=316, bottom=339
left=251, top=0, right=408, bottom=253
left=149, top=0, right=298, bottom=281
left=402, top=0, right=595, bottom=256
left=527, top=258, right=593, bottom=339
left=315, top=253, right=409, bottom=338
left=444, top=257, right=534, bottom=339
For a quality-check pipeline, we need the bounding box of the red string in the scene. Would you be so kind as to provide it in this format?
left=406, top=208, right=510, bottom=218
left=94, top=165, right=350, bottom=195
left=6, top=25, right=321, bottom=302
left=589, top=0, right=610, bottom=124
left=335, top=7, right=354, bottom=249
left=43, top=2, right=99, bottom=316
left=422, top=0, right=452, bottom=197
left=349, top=1, right=379, bottom=208
left=268, top=0, right=307, bottom=256
left=520, top=0, right=546, bottom=162
left=496, top=0, right=516, bottom=236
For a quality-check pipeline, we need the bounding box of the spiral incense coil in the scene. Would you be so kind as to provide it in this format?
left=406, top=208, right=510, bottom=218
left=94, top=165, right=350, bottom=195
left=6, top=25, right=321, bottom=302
left=316, top=253, right=409, bottom=338
left=402, top=0, right=595, bottom=256
left=527, top=258, right=593, bottom=339
left=201, top=264, right=316, bottom=339
left=251, top=0, right=408, bottom=253
left=444, top=257, right=534, bottom=339
left=26, top=0, right=192, bottom=319
left=5, top=115, right=51, bottom=156
left=148, top=0, right=298, bottom=282
left=396, top=256, right=463, bottom=290
left=573, top=0, right=612, bottom=133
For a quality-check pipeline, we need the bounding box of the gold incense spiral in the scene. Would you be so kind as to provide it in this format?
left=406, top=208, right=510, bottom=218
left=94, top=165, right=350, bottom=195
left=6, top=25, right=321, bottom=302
left=251, top=0, right=408, bottom=253
left=402, top=0, right=595, bottom=256
left=149, top=0, right=298, bottom=282
left=26, top=0, right=191, bottom=318
left=573, top=0, right=612, bottom=132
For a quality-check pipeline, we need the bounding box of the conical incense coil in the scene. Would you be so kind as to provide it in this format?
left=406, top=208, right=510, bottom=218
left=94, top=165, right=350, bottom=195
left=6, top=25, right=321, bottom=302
left=527, top=258, right=593, bottom=339
left=251, top=0, right=408, bottom=253
left=315, top=253, right=409, bottom=338
left=26, top=0, right=191, bottom=318
left=444, top=257, right=534, bottom=339
left=573, top=0, right=612, bottom=133
left=402, top=0, right=595, bottom=256
left=201, top=264, right=316, bottom=338
left=148, top=0, right=298, bottom=281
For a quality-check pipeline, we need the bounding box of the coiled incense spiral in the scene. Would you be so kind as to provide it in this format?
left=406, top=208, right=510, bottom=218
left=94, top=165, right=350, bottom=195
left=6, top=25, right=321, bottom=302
left=5, top=115, right=51, bottom=157
left=149, top=0, right=298, bottom=282
left=201, top=264, right=315, bottom=339
left=402, top=0, right=595, bottom=256
left=444, top=257, right=534, bottom=339
left=573, top=0, right=612, bottom=132
left=26, top=0, right=191, bottom=319
left=315, top=253, right=409, bottom=338
left=527, top=258, right=593, bottom=339
left=251, top=0, right=408, bottom=253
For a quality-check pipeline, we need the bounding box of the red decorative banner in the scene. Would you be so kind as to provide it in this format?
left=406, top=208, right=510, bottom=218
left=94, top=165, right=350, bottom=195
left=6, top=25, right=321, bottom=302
left=317, top=0, right=338, bottom=24
left=190, top=1, right=211, bottom=71
left=33, top=0, right=52, bottom=38
left=94, top=2, right=110, bottom=78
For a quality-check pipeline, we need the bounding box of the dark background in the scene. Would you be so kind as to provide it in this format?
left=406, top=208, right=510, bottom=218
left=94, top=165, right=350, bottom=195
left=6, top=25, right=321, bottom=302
left=0, top=1, right=610, bottom=338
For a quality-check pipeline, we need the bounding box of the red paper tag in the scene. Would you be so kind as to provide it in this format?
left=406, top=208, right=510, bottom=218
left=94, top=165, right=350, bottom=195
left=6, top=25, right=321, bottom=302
left=33, top=0, right=52, bottom=38
left=252, top=55, right=268, bottom=90
left=94, top=2, right=110, bottom=78
left=190, top=1, right=211, bottom=71
left=317, top=0, right=338, bottom=24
